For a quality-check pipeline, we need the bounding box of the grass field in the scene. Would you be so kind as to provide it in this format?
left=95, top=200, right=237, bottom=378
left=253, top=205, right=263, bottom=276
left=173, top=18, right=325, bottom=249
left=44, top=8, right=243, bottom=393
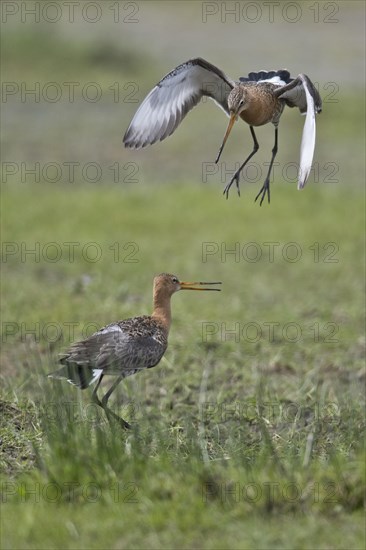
left=1, top=182, right=365, bottom=549
left=1, top=2, right=365, bottom=549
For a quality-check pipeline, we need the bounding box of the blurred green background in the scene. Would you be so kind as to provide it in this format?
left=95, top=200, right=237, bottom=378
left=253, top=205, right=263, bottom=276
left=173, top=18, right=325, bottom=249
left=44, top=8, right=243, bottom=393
left=1, top=1, right=365, bottom=549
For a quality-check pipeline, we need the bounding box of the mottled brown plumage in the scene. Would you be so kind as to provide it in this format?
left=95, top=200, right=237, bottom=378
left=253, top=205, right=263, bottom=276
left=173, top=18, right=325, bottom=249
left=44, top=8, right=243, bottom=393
left=49, top=273, right=221, bottom=428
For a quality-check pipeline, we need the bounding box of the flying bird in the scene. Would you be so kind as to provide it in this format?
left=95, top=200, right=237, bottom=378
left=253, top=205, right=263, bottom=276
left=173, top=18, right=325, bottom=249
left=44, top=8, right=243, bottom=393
left=48, top=273, right=222, bottom=428
left=123, top=58, right=322, bottom=205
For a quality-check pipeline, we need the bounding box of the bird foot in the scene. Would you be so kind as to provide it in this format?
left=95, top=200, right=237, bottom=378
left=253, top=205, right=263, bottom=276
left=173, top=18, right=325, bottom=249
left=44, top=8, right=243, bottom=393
left=223, top=172, right=241, bottom=199
left=104, top=407, right=132, bottom=430
left=254, top=180, right=270, bottom=206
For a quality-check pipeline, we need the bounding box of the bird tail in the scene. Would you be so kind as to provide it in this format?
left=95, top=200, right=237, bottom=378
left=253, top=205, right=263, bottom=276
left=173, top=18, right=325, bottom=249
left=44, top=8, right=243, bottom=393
left=240, top=69, right=292, bottom=85
left=48, top=364, right=102, bottom=389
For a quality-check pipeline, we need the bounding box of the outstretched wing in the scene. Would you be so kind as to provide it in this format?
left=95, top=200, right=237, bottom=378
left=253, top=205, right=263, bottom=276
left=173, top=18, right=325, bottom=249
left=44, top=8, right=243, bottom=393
left=275, top=74, right=322, bottom=189
left=123, top=58, right=234, bottom=149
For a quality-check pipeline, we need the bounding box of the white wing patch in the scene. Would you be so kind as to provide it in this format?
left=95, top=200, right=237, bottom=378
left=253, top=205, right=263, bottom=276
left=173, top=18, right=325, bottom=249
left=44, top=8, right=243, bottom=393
left=259, top=76, right=288, bottom=86
left=297, top=79, right=316, bottom=189
left=276, top=74, right=321, bottom=189
left=91, top=369, right=103, bottom=384
left=97, top=324, right=123, bottom=335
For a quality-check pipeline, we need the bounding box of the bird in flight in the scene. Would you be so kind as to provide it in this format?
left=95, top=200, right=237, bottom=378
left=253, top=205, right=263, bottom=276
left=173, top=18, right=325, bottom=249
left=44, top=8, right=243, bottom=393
left=48, top=273, right=221, bottom=428
left=123, top=58, right=322, bottom=205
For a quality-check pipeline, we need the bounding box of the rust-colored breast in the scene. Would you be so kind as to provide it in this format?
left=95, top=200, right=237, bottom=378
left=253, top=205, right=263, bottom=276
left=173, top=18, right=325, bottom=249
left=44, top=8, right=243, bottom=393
left=239, top=84, right=283, bottom=127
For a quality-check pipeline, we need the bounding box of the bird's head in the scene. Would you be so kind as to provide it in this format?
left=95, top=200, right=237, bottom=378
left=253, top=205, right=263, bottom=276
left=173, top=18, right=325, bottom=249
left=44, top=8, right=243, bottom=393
left=215, top=86, right=248, bottom=163
left=153, top=273, right=221, bottom=298
left=228, top=87, right=248, bottom=117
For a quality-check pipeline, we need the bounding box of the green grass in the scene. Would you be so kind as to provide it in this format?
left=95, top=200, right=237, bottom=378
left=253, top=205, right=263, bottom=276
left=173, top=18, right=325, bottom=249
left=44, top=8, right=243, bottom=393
left=1, top=182, right=365, bottom=550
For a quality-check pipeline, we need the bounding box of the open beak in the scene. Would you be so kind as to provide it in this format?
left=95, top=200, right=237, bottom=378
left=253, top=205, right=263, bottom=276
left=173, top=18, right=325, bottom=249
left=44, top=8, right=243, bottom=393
left=180, top=281, right=222, bottom=291
left=215, top=112, right=236, bottom=163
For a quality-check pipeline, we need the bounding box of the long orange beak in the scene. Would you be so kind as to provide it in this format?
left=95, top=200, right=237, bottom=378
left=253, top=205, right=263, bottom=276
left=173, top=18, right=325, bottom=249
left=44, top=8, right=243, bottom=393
left=180, top=281, right=222, bottom=291
left=215, top=112, right=236, bottom=163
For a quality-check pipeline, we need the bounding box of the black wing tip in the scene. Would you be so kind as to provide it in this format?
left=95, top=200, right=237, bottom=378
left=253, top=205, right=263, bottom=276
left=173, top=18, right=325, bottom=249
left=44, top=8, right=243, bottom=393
left=123, top=140, right=140, bottom=149
left=123, top=134, right=149, bottom=149
left=159, top=57, right=234, bottom=91
left=123, top=130, right=137, bottom=148
left=159, top=57, right=212, bottom=84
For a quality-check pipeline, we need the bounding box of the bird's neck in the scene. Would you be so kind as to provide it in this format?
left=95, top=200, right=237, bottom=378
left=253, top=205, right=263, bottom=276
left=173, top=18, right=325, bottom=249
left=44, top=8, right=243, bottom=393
left=152, top=292, right=172, bottom=332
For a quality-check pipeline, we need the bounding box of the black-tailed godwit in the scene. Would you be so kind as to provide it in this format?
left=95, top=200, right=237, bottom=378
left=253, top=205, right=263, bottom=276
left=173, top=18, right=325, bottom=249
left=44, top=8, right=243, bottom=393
left=123, top=58, right=322, bottom=205
left=49, top=273, right=221, bottom=428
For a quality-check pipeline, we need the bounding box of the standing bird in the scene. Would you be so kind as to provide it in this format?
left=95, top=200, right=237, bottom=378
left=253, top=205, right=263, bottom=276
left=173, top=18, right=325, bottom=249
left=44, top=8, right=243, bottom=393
left=48, top=273, right=221, bottom=428
left=123, top=58, right=322, bottom=205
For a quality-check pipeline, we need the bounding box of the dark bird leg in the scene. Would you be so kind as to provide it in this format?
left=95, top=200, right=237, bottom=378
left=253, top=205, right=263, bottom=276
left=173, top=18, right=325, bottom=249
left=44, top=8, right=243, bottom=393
left=223, top=126, right=259, bottom=199
left=255, top=126, right=278, bottom=206
left=92, top=374, right=131, bottom=429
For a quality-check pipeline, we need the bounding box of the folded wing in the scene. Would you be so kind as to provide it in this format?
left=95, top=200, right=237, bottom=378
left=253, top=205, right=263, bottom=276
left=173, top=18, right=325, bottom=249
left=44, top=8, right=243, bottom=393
left=123, top=58, right=234, bottom=149
left=54, top=321, right=166, bottom=387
